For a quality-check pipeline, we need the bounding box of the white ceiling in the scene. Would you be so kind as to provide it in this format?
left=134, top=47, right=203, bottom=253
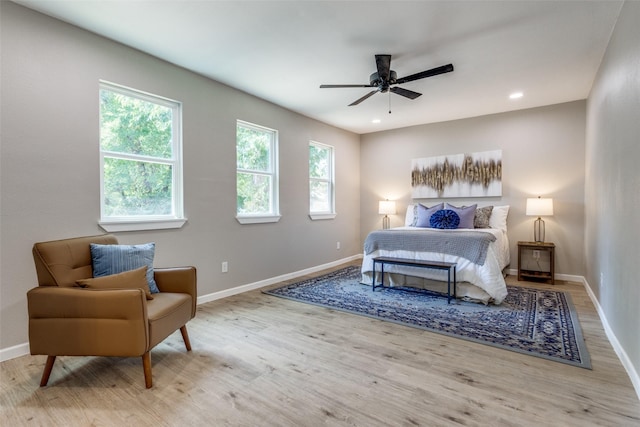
left=14, top=0, right=623, bottom=134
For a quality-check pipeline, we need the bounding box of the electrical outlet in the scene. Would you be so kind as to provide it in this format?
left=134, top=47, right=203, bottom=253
left=532, top=250, right=540, bottom=260
left=221, top=261, right=228, bottom=273
left=336, top=241, right=341, bottom=250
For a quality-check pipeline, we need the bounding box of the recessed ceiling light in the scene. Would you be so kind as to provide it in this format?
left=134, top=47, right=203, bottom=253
left=509, top=92, right=523, bottom=99
left=372, top=119, right=381, bottom=124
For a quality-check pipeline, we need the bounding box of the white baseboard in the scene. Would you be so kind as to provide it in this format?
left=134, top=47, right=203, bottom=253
left=199, top=262, right=638, bottom=401
left=5, top=256, right=638, bottom=402
left=581, top=277, right=640, bottom=401
left=505, top=268, right=583, bottom=284
left=0, top=342, right=30, bottom=363
left=197, top=254, right=362, bottom=305
left=1, top=255, right=363, bottom=363
left=508, top=267, right=639, bottom=400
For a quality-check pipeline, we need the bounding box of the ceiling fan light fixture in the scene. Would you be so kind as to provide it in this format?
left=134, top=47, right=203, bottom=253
left=320, top=54, right=454, bottom=107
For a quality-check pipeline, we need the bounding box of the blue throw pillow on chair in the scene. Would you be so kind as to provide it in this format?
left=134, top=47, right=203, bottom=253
left=90, top=242, right=159, bottom=293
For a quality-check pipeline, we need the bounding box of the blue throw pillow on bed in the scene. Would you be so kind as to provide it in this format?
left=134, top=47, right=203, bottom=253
left=90, top=242, right=159, bottom=294
left=415, top=203, right=444, bottom=227
left=429, top=209, right=460, bottom=229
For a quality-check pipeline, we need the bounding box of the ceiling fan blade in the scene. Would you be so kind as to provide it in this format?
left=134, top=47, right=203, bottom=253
left=375, top=54, right=392, bottom=82
left=320, top=84, right=374, bottom=88
left=395, top=64, right=454, bottom=84
left=390, top=86, right=422, bottom=100
left=348, top=90, right=379, bottom=106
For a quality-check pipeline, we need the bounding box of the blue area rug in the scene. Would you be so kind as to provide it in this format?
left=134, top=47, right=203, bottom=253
left=264, top=266, right=591, bottom=369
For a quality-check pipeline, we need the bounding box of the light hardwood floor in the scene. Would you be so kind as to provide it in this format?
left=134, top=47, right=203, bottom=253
left=2, top=261, right=639, bottom=426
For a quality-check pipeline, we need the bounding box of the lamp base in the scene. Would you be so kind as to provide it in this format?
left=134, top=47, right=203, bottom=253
left=533, top=217, right=546, bottom=242
left=382, top=215, right=390, bottom=230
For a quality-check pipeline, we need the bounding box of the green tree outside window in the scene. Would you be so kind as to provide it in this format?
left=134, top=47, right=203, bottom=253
left=309, top=142, right=334, bottom=214
left=99, top=84, right=180, bottom=219
left=236, top=121, right=277, bottom=216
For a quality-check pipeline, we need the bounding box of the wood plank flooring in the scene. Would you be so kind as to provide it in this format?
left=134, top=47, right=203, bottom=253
left=2, top=261, right=639, bottom=426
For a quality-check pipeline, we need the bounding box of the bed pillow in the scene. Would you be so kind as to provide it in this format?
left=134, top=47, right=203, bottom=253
left=489, top=205, right=510, bottom=231
left=444, top=203, right=477, bottom=229
left=90, top=242, right=159, bottom=293
left=415, top=203, right=444, bottom=227
left=76, top=266, right=153, bottom=300
left=429, top=209, right=460, bottom=229
left=405, top=204, right=418, bottom=226
left=474, top=206, right=494, bottom=228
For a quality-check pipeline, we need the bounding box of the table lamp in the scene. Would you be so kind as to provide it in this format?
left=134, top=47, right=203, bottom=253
left=378, top=200, right=396, bottom=229
left=526, top=197, right=553, bottom=242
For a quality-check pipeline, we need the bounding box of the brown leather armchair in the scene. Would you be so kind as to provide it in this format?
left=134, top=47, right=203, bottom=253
left=27, top=234, right=197, bottom=388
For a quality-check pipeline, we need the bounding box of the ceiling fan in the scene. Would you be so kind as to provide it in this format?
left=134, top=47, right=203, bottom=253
left=320, top=54, right=454, bottom=107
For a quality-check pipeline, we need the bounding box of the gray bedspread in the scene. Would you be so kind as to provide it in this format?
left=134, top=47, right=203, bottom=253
left=364, top=229, right=496, bottom=265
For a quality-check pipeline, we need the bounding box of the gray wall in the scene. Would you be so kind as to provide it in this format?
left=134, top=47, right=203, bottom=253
left=585, top=1, right=640, bottom=388
left=0, top=3, right=361, bottom=351
left=360, top=102, right=587, bottom=277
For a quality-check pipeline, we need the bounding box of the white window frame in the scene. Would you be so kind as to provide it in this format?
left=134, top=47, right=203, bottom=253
left=236, top=120, right=280, bottom=224
left=98, top=81, right=186, bottom=232
left=309, top=141, right=336, bottom=220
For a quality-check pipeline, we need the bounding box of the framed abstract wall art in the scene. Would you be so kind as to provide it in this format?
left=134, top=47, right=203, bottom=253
left=411, top=150, right=502, bottom=198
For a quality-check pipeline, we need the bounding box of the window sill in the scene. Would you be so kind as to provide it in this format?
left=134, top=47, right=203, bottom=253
left=236, top=215, right=281, bottom=225
left=309, top=213, right=337, bottom=221
left=99, top=218, right=187, bottom=232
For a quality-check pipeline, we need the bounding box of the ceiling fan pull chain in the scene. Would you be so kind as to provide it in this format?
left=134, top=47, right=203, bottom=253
left=389, top=91, right=392, bottom=114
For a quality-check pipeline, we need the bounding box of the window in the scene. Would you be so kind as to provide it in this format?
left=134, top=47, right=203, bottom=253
left=236, top=120, right=280, bottom=224
left=309, top=141, right=336, bottom=220
left=99, top=82, right=185, bottom=231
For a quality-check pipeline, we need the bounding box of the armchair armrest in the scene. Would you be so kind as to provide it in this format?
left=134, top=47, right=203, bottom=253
left=28, top=286, right=148, bottom=319
left=154, top=267, right=197, bottom=316
left=27, top=286, right=149, bottom=357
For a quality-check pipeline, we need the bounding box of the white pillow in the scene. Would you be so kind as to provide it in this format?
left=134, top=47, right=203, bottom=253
left=489, top=205, right=510, bottom=231
left=404, top=204, right=417, bottom=226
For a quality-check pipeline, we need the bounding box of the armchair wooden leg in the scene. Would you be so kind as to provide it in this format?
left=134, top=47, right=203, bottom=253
left=180, top=325, right=192, bottom=351
left=40, top=355, right=56, bottom=387
left=142, top=352, right=152, bottom=389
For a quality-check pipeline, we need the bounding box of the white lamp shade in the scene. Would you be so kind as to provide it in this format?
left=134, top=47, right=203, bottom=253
left=378, top=200, right=397, bottom=215
left=526, top=197, right=553, bottom=216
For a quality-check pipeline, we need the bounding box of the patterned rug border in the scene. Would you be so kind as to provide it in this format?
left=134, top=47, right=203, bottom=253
left=263, top=266, right=591, bottom=369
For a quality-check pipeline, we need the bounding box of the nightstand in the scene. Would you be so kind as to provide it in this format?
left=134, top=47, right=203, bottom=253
left=517, top=241, right=555, bottom=285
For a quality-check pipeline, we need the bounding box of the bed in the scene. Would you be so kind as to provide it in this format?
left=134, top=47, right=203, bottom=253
left=361, top=204, right=510, bottom=305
